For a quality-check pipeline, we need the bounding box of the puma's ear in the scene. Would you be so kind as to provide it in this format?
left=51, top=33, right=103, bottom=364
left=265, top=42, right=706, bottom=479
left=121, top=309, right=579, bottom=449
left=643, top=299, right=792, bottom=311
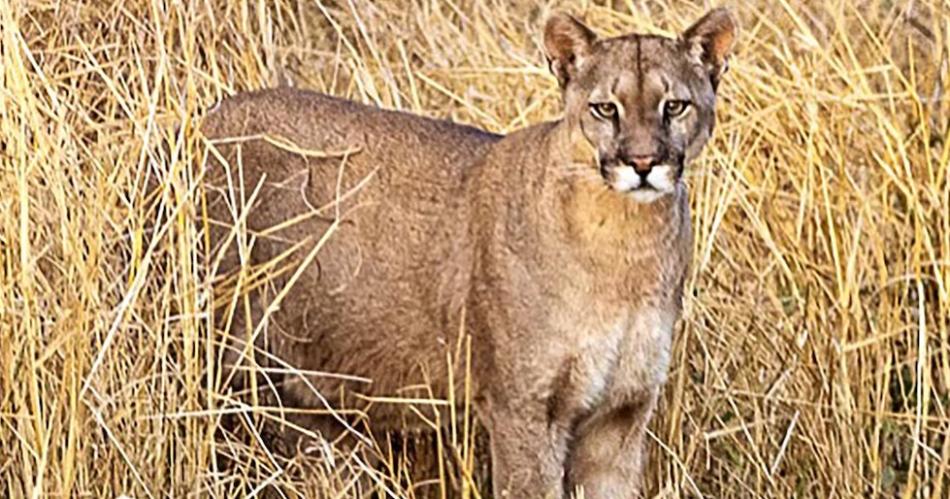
left=544, top=13, right=597, bottom=87
left=683, top=8, right=738, bottom=88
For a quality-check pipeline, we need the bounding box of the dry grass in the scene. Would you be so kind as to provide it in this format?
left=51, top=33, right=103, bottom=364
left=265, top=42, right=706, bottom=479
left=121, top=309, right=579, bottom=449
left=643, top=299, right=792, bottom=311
left=1, top=0, right=948, bottom=497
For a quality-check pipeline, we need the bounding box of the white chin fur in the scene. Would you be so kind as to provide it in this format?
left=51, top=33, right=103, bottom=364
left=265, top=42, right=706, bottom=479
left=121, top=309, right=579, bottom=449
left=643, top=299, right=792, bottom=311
left=610, top=165, right=676, bottom=203
left=628, top=189, right=667, bottom=203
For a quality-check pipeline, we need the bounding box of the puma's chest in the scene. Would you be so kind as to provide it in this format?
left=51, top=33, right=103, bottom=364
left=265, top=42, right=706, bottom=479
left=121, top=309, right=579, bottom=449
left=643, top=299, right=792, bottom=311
left=547, top=305, right=678, bottom=424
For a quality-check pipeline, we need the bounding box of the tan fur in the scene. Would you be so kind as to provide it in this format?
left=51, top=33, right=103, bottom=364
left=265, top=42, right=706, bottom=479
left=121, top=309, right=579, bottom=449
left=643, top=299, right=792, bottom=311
left=201, top=9, right=736, bottom=498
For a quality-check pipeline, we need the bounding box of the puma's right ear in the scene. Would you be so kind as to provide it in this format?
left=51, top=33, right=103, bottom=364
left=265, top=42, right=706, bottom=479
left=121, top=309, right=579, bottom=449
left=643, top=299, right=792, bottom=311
left=544, top=13, right=597, bottom=87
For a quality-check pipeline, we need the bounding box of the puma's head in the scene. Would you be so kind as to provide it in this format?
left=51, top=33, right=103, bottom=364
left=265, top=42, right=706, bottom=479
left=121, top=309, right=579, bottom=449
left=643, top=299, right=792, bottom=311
left=545, top=9, right=738, bottom=203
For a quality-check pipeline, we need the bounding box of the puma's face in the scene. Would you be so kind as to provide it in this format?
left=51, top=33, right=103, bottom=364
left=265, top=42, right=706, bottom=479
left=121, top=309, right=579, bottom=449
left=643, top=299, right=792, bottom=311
left=545, top=9, right=738, bottom=203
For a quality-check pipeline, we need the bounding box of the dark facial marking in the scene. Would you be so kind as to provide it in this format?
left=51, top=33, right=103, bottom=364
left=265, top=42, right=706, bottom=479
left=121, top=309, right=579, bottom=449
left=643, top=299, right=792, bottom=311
left=635, top=36, right=645, bottom=119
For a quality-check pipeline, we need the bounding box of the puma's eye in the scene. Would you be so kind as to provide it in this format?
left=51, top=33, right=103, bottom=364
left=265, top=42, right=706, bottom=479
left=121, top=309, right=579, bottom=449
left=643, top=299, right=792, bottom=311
left=590, top=102, right=618, bottom=120
left=663, top=100, right=690, bottom=117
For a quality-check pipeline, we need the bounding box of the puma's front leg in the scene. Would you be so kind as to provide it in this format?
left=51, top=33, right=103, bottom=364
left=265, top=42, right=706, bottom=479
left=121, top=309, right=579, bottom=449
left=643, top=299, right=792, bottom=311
left=482, top=396, right=569, bottom=499
left=566, top=389, right=658, bottom=498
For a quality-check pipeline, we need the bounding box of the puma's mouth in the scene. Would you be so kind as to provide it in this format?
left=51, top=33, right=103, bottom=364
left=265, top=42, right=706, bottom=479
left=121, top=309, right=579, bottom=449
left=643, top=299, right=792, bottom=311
left=603, top=164, right=677, bottom=202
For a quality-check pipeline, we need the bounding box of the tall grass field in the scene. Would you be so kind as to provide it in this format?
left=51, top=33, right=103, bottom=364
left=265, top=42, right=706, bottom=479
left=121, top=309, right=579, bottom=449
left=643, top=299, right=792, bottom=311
left=1, top=0, right=948, bottom=497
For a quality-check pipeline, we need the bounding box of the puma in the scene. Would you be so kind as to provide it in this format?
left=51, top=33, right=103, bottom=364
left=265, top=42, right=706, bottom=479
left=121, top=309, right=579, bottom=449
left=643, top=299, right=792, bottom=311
left=201, top=8, right=737, bottom=498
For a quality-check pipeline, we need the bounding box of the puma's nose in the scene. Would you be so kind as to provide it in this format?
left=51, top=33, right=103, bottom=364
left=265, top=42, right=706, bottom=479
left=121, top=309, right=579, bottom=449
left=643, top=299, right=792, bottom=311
left=630, top=155, right=656, bottom=175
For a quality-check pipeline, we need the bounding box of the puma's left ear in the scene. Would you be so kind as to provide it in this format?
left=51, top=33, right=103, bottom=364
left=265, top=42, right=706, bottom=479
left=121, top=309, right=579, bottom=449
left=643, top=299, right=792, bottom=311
left=544, top=12, right=597, bottom=87
left=683, top=8, right=739, bottom=88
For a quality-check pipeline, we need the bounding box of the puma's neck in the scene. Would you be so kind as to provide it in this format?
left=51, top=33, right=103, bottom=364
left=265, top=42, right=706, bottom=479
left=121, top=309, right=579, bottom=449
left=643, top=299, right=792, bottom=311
left=539, top=120, right=687, bottom=252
